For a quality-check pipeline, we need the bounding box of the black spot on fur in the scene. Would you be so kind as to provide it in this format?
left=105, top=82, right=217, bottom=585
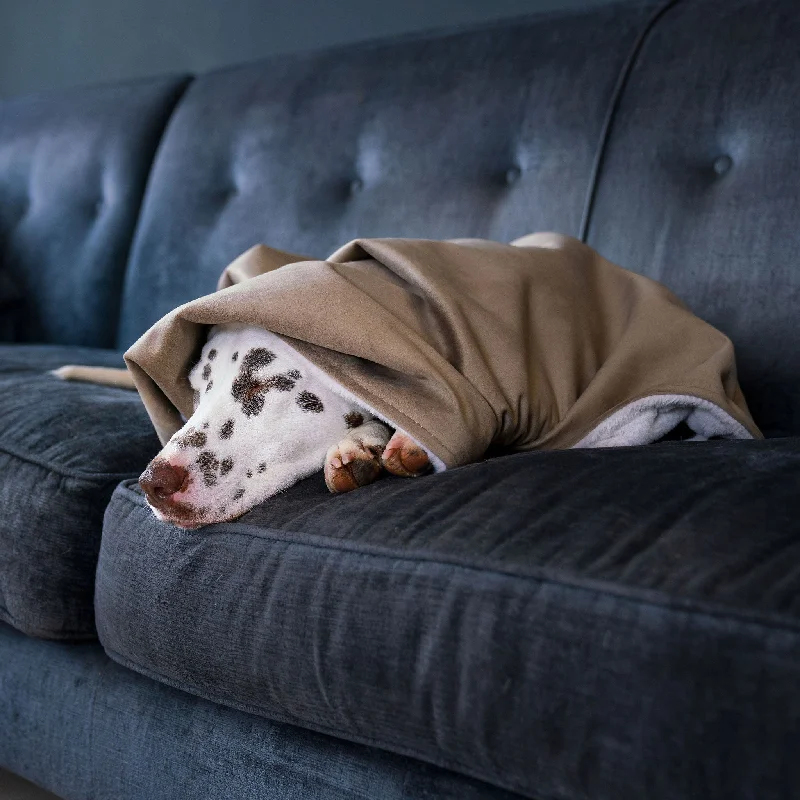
left=246, top=470, right=253, bottom=478
left=197, top=451, right=218, bottom=469
left=257, top=462, right=266, bottom=473
left=232, top=359, right=297, bottom=416
left=208, top=349, right=217, bottom=360
left=297, top=391, right=324, bottom=413
left=202, top=422, right=209, bottom=429
left=241, top=348, right=275, bottom=373
left=220, top=458, right=233, bottom=476
left=202, top=364, right=211, bottom=380
left=231, top=349, right=280, bottom=416
left=233, top=488, right=245, bottom=501
left=344, top=411, right=364, bottom=429
left=220, top=419, right=235, bottom=439
left=232, top=374, right=265, bottom=416
left=287, top=369, right=301, bottom=380
left=197, top=451, right=219, bottom=486
left=177, top=429, right=207, bottom=449
left=232, top=352, right=238, bottom=362
left=206, top=380, right=214, bottom=392
left=264, top=374, right=295, bottom=392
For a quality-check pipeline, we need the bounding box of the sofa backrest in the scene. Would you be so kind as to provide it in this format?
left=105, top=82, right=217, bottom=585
left=585, top=0, right=800, bottom=436
left=115, top=1, right=653, bottom=346
left=3, top=0, right=798, bottom=436
left=0, top=77, right=187, bottom=346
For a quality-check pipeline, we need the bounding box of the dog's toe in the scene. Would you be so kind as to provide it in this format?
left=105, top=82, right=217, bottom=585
left=325, top=439, right=383, bottom=493
left=381, top=433, right=432, bottom=477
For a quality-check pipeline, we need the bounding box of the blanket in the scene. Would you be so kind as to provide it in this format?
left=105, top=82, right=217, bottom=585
left=124, top=233, right=760, bottom=469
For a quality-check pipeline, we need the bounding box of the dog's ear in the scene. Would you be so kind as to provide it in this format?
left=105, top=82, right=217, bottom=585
left=216, top=245, right=309, bottom=290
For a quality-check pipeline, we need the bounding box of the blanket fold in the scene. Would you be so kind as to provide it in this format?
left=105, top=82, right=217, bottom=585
left=125, top=233, right=760, bottom=466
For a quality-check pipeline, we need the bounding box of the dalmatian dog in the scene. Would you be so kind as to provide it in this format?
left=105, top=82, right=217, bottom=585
left=55, top=323, right=431, bottom=528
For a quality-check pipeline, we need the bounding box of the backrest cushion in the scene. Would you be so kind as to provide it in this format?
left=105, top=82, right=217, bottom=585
left=587, top=0, right=800, bottom=436
left=0, top=77, right=187, bottom=346
left=117, top=3, right=654, bottom=347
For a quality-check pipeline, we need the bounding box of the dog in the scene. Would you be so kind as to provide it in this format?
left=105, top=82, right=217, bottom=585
left=55, top=323, right=431, bottom=528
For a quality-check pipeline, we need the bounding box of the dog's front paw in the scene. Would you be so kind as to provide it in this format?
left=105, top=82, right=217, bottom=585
left=381, top=432, right=432, bottom=477
left=324, top=437, right=384, bottom=493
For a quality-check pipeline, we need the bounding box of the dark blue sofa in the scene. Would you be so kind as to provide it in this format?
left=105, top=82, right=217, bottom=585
left=1, top=1, right=799, bottom=798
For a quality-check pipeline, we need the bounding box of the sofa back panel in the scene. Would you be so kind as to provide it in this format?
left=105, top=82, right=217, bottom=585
left=0, top=76, right=188, bottom=347
left=586, top=0, right=800, bottom=436
left=116, top=2, right=655, bottom=348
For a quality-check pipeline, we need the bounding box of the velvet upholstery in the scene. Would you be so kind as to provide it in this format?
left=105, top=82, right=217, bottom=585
left=0, top=76, right=188, bottom=346
left=1, top=0, right=800, bottom=798
left=0, top=346, right=159, bottom=639
left=0, top=623, right=521, bottom=800
left=115, top=3, right=653, bottom=347
left=586, top=0, right=800, bottom=437
left=0, top=267, right=22, bottom=340
left=96, top=438, right=800, bottom=799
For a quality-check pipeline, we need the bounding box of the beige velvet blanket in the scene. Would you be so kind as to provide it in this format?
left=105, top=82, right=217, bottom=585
left=124, top=233, right=760, bottom=468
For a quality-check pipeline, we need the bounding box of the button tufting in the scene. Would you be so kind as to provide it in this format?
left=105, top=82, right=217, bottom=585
left=713, top=155, right=733, bottom=176
left=349, top=177, right=364, bottom=194
left=505, top=166, right=522, bottom=185
left=17, top=195, right=30, bottom=220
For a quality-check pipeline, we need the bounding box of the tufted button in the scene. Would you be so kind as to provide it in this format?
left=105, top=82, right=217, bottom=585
left=16, top=195, right=30, bottom=221
left=215, top=185, right=237, bottom=204
left=505, top=166, right=522, bottom=185
left=349, top=177, right=364, bottom=195
left=712, top=154, right=733, bottom=176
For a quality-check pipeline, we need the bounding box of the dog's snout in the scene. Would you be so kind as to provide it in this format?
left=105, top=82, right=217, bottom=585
left=139, top=459, right=189, bottom=501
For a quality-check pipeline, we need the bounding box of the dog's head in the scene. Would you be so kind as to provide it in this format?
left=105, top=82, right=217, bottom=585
left=139, top=323, right=363, bottom=528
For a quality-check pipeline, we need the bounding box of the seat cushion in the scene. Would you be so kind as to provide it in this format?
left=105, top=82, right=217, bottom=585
left=96, top=437, right=800, bottom=800
left=0, top=345, right=159, bottom=640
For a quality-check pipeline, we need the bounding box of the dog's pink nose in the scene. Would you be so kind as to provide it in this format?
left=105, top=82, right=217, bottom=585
left=139, top=459, right=188, bottom=502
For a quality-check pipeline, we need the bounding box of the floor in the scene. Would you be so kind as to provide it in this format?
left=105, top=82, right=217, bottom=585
left=0, top=769, right=63, bottom=800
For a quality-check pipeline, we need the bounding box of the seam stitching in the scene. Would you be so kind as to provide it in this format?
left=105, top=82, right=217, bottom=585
left=579, top=0, right=685, bottom=241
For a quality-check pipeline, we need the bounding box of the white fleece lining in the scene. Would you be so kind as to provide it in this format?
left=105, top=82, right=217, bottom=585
left=573, top=394, right=753, bottom=449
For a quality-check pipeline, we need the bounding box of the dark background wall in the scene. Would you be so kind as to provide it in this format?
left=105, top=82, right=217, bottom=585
left=0, top=0, right=617, bottom=100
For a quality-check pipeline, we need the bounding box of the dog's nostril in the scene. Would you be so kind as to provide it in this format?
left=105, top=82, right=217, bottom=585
left=139, top=459, right=189, bottom=501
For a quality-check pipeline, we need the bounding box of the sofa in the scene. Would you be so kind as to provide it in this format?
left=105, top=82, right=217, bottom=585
left=1, top=0, right=798, bottom=797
